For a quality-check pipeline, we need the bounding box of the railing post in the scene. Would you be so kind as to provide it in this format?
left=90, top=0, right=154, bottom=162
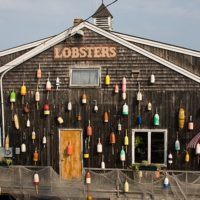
left=19, top=166, right=22, bottom=190
left=186, top=171, right=188, bottom=199
left=116, top=169, right=120, bottom=198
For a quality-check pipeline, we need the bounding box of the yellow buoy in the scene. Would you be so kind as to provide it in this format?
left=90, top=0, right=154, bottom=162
left=185, top=151, right=190, bottom=162
left=179, top=108, right=185, bottom=129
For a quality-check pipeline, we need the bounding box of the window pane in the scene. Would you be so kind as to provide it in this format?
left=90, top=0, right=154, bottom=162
left=151, top=133, right=164, bottom=163
left=71, top=69, right=99, bottom=86
left=135, top=132, right=148, bottom=163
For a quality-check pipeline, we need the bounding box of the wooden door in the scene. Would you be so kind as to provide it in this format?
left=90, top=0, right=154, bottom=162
left=59, top=129, right=82, bottom=180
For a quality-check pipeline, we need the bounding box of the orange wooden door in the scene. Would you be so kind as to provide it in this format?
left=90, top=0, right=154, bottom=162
left=59, top=129, right=82, bottom=180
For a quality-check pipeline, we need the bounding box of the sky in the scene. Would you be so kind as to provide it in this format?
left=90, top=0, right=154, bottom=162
left=0, top=0, right=200, bottom=51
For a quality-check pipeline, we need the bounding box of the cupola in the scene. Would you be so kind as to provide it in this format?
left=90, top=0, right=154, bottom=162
left=92, top=2, right=113, bottom=31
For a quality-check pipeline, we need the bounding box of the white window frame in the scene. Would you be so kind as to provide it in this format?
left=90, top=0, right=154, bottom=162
left=69, top=66, right=101, bottom=87
left=132, top=129, right=167, bottom=166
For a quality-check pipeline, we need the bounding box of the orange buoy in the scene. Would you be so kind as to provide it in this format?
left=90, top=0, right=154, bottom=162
left=66, top=142, right=73, bottom=156
left=87, top=120, right=92, bottom=136
left=110, top=132, right=116, bottom=155
left=33, top=148, right=39, bottom=165
left=104, top=112, right=109, bottom=123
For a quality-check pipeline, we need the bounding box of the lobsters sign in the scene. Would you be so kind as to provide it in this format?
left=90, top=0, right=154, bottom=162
left=54, top=45, right=117, bottom=60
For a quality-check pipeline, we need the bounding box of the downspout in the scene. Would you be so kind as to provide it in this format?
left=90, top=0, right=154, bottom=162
left=0, top=66, right=15, bottom=147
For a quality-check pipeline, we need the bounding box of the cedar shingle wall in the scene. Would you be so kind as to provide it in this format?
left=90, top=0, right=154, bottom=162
left=1, top=27, right=200, bottom=172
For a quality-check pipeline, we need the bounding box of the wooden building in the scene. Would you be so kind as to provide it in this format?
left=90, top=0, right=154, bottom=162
left=1, top=3, right=200, bottom=185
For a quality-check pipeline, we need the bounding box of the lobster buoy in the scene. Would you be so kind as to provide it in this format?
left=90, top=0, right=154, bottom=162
left=120, top=146, right=126, bottom=168
left=114, top=84, right=119, bottom=93
left=35, top=90, right=40, bottom=102
left=33, top=173, right=39, bottom=194
left=178, top=108, right=185, bottom=129
left=122, top=77, right=126, bottom=93
left=168, top=153, right=173, bottom=165
left=185, top=151, right=190, bottom=162
left=5, top=135, right=9, bottom=150
left=104, top=112, right=109, bottom=123
left=175, top=138, right=180, bottom=151
left=42, top=135, right=47, bottom=148
left=85, top=171, right=91, bottom=184
left=33, top=148, right=39, bottom=164
left=21, top=143, right=26, bottom=153
left=84, top=140, right=89, bottom=159
left=137, top=91, right=142, bottom=101
left=43, top=104, right=50, bottom=115
left=147, top=102, right=152, bottom=111
left=36, top=65, right=42, bottom=79
left=10, top=90, right=16, bottom=103
left=55, top=77, right=60, bottom=90
left=77, top=112, right=81, bottom=121
left=120, top=146, right=126, bottom=162
left=188, top=115, right=194, bottom=130
left=66, top=142, right=73, bottom=156
left=124, top=179, right=129, bottom=193
left=137, top=83, right=142, bottom=101
left=87, top=195, right=93, bottom=200
left=84, top=148, right=89, bottom=159
left=23, top=102, right=30, bottom=113
left=46, top=77, right=51, bottom=91
left=150, top=73, right=155, bottom=84
left=97, top=138, right=102, bottom=153
left=10, top=90, right=16, bottom=110
left=137, top=115, right=142, bottom=125
left=21, top=82, right=27, bottom=104
left=21, top=82, right=27, bottom=96
left=124, top=130, right=129, bottom=153
left=26, top=117, right=30, bottom=127
left=101, top=155, right=105, bottom=169
left=163, top=176, right=170, bottom=188
left=87, top=120, right=92, bottom=137
left=153, top=109, right=159, bottom=126
left=110, top=132, right=116, bottom=144
left=93, top=100, right=98, bottom=112
left=110, top=132, right=116, bottom=155
left=196, top=143, right=200, bottom=155
left=122, top=92, right=126, bottom=100
left=13, top=114, right=20, bottom=130
left=67, top=102, right=72, bottom=111
left=118, top=120, right=122, bottom=134
left=105, top=73, right=110, bottom=86
left=122, top=103, right=128, bottom=115
left=57, top=116, right=64, bottom=124
left=82, top=93, right=87, bottom=104
left=32, top=131, right=36, bottom=144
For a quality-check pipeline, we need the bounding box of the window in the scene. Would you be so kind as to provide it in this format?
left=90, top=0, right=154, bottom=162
left=70, top=67, right=100, bottom=87
left=132, top=129, right=167, bottom=165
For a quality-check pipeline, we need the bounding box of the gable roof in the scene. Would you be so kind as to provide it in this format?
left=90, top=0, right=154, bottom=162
left=92, top=3, right=113, bottom=18
left=1, top=21, right=200, bottom=84
left=112, top=31, right=200, bottom=58
left=0, top=36, right=52, bottom=57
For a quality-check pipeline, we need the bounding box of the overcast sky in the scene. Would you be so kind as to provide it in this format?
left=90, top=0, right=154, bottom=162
left=0, top=0, right=200, bottom=51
